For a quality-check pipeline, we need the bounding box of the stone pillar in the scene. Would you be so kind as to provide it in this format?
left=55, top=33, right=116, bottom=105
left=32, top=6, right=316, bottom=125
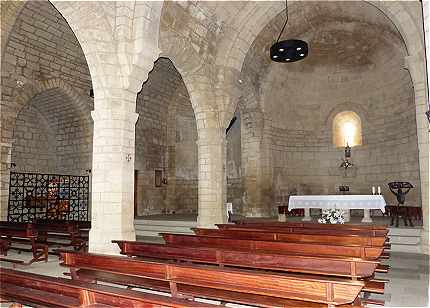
left=420, top=1, right=430, bottom=254
left=0, top=143, right=12, bottom=221
left=88, top=107, right=139, bottom=254
left=197, top=127, right=227, bottom=227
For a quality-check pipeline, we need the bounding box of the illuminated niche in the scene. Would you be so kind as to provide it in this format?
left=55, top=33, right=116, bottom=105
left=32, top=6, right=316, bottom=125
left=333, top=111, right=362, bottom=147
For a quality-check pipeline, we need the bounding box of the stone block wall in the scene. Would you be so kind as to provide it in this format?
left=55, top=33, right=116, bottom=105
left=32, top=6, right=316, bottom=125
left=264, top=58, right=421, bottom=210
left=11, top=105, right=56, bottom=173
left=1, top=1, right=93, bottom=220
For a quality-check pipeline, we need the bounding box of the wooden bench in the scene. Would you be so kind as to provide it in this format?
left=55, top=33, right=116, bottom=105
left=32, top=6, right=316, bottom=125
left=113, top=240, right=382, bottom=280
left=0, top=268, right=214, bottom=308
left=192, top=228, right=387, bottom=247
left=33, top=220, right=86, bottom=251
left=161, top=233, right=387, bottom=260
left=217, top=223, right=389, bottom=237
left=0, top=223, right=48, bottom=265
left=234, top=221, right=388, bottom=231
left=61, top=251, right=365, bottom=308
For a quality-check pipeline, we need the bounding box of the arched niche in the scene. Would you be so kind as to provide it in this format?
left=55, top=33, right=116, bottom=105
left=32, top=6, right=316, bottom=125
left=11, top=87, right=93, bottom=175
left=135, top=58, right=198, bottom=217
left=332, top=111, right=363, bottom=148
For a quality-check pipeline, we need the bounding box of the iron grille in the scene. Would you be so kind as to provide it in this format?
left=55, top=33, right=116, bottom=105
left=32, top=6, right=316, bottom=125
left=8, top=172, right=89, bottom=222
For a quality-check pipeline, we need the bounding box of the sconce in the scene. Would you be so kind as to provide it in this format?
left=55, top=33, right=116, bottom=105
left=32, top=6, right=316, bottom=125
left=125, top=154, right=132, bottom=162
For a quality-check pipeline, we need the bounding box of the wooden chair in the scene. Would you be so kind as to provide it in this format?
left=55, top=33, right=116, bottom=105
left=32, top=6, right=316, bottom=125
left=0, top=268, right=214, bottom=308
left=61, top=251, right=365, bottom=308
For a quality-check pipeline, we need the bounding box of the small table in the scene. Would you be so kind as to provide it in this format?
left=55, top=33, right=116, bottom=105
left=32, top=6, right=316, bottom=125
left=288, top=195, right=386, bottom=223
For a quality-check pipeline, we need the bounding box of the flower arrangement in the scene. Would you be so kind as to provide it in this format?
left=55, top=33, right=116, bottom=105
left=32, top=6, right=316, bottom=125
left=318, top=208, right=345, bottom=224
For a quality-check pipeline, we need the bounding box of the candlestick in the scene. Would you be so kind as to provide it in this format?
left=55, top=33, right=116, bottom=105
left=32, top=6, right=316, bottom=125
left=372, top=186, right=376, bottom=195
left=377, top=186, right=381, bottom=195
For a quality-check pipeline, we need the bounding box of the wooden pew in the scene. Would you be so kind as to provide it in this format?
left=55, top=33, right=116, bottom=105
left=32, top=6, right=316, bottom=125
left=217, top=223, right=389, bottom=237
left=161, top=233, right=387, bottom=260
left=192, top=228, right=387, bottom=247
left=61, top=251, right=365, bottom=308
left=33, top=220, right=86, bottom=251
left=0, top=268, right=215, bottom=308
left=234, top=221, right=388, bottom=231
left=113, top=240, right=380, bottom=279
left=0, top=222, right=48, bottom=265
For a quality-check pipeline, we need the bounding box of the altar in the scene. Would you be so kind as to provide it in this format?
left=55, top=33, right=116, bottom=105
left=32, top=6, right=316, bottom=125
left=288, top=195, right=386, bottom=223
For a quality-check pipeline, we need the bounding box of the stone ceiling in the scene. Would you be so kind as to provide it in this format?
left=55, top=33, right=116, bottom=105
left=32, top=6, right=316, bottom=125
left=244, top=1, right=407, bottom=74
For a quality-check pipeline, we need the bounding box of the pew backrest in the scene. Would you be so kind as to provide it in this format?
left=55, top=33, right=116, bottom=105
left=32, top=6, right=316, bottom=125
left=0, top=268, right=213, bottom=308
left=216, top=224, right=388, bottom=237
left=61, top=251, right=364, bottom=306
left=192, top=228, right=387, bottom=247
left=113, top=240, right=379, bottom=279
left=161, top=233, right=385, bottom=260
left=234, top=221, right=388, bottom=231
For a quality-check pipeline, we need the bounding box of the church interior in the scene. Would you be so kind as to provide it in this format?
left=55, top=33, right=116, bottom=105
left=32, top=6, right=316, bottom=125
left=0, top=1, right=429, bottom=307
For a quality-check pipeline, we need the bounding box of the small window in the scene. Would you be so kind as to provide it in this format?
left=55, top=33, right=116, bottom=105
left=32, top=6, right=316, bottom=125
left=333, top=111, right=362, bottom=147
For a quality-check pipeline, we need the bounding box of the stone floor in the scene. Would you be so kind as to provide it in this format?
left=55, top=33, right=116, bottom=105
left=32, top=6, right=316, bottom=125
left=1, top=247, right=428, bottom=307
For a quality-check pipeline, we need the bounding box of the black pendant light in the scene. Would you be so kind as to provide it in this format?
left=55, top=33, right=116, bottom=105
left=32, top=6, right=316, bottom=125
left=270, top=0, right=308, bottom=63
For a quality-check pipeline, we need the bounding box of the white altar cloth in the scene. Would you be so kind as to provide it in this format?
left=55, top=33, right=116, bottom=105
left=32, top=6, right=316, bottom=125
left=288, top=195, right=386, bottom=213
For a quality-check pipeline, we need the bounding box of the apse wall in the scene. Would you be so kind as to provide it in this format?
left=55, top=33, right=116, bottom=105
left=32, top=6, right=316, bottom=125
left=263, top=61, right=421, bottom=208
left=240, top=1, right=422, bottom=214
left=135, top=58, right=198, bottom=216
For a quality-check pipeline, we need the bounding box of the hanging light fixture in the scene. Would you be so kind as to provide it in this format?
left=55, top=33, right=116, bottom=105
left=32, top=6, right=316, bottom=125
left=270, top=0, right=308, bottom=63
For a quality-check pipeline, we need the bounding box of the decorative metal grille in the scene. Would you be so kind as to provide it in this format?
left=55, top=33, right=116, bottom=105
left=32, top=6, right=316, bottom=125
left=8, top=172, right=89, bottom=222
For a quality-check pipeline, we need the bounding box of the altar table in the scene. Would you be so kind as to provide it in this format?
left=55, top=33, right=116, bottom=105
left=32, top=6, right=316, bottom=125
left=288, top=195, right=386, bottom=223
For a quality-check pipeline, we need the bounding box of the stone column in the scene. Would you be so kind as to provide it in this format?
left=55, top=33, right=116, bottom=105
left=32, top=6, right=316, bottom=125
left=88, top=107, right=139, bottom=254
left=0, top=142, right=12, bottom=221
left=197, top=127, right=227, bottom=227
left=420, top=1, right=430, bottom=254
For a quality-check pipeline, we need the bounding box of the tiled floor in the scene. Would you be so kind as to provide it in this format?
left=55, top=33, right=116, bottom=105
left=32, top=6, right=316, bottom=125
left=1, top=249, right=428, bottom=307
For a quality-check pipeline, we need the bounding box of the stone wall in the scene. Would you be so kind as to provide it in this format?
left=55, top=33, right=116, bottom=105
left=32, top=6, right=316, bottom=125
left=11, top=104, right=56, bottom=173
left=1, top=1, right=93, bottom=219
left=239, top=1, right=422, bottom=215
left=135, top=58, right=198, bottom=216
left=264, top=58, right=421, bottom=210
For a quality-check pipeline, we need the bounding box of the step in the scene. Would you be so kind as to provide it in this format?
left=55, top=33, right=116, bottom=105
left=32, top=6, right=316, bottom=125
left=134, top=219, right=196, bottom=237
left=387, top=227, right=422, bottom=253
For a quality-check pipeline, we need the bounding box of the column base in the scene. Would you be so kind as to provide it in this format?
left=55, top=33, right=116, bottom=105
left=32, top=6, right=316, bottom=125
left=89, top=227, right=135, bottom=255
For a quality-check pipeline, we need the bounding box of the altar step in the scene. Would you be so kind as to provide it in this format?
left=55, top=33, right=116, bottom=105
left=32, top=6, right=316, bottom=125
left=388, top=227, right=423, bottom=253
left=134, top=218, right=196, bottom=237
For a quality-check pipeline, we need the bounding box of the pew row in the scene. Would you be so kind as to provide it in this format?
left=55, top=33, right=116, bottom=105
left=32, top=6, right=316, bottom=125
left=0, top=268, right=215, bottom=308
left=0, top=223, right=48, bottom=265
left=216, top=224, right=388, bottom=237
left=60, top=251, right=365, bottom=308
left=234, top=221, right=388, bottom=231
left=192, top=228, right=387, bottom=247
left=113, top=240, right=383, bottom=281
left=161, top=233, right=388, bottom=260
